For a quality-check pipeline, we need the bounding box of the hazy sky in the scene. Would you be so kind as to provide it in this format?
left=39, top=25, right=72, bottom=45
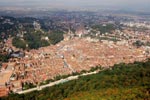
left=0, top=0, right=149, bottom=11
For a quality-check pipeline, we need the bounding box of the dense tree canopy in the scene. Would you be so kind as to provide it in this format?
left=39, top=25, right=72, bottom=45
left=92, top=24, right=116, bottom=34
left=12, top=30, right=64, bottom=50
left=1, top=61, right=150, bottom=100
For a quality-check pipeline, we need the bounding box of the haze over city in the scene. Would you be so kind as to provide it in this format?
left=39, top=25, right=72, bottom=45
left=0, top=0, right=150, bottom=11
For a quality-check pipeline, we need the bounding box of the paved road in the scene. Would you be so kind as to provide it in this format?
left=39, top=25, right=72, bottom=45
left=17, top=71, right=98, bottom=94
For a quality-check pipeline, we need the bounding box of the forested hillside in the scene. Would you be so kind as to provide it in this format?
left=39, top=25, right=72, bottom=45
left=1, top=61, right=150, bottom=100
